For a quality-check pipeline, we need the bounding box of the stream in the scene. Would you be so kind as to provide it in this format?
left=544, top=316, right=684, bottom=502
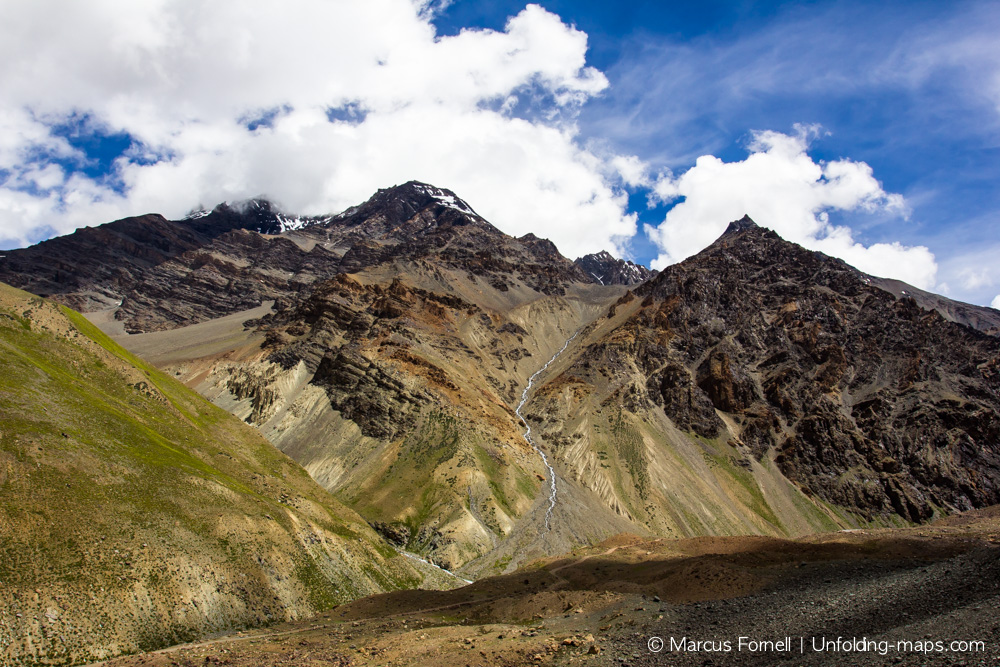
left=515, top=330, right=579, bottom=531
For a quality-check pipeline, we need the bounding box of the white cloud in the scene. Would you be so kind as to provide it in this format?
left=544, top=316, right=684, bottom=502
left=935, top=242, right=1000, bottom=308
left=645, top=127, right=938, bottom=289
left=0, top=1, right=634, bottom=258
left=958, top=268, right=993, bottom=291
left=610, top=155, right=651, bottom=188
left=992, top=295, right=1000, bottom=310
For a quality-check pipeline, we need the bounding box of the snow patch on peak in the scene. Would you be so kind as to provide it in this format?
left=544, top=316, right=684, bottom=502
left=431, top=192, right=477, bottom=216
left=275, top=214, right=309, bottom=232
left=411, top=183, right=478, bottom=217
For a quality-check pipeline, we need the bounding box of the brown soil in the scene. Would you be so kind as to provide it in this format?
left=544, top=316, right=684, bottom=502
left=89, top=508, right=1000, bottom=667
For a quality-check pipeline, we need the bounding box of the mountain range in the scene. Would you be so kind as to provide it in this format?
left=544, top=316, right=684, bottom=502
left=2, top=181, right=999, bottom=664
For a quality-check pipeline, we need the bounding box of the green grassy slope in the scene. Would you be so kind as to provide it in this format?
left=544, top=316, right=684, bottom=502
left=0, top=283, right=425, bottom=666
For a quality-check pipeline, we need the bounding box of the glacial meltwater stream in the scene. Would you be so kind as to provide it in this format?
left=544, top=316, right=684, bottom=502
left=516, top=330, right=579, bottom=531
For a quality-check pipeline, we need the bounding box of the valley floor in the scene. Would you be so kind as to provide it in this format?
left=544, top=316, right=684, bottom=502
left=86, top=508, right=1000, bottom=667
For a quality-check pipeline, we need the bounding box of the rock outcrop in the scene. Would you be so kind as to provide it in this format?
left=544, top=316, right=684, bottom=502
left=575, top=250, right=654, bottom=285
left=557, top=216, right=1000, bottom=522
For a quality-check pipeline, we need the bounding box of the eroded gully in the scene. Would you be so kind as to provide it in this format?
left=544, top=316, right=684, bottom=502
left=515, top=330, right=579, bottom=531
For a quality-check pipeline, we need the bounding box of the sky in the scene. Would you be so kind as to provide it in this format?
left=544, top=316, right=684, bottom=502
left=1, top=1, right=999, bottom=308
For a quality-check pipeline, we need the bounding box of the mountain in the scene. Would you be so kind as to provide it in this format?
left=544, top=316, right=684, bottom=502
left=0, top=182, right=611, bottom=334
left=0, top=182, right=654, bottom=575
left=575, top=250, right=654, bottom=285
left=163, top=184, right=625, bottom=573
left=3, top=187, right=998, bottom=581
left=186, top=197, right=328, bottom=234
left=0, top=200, right=310, bottom=314
left=539, top=216, right=1000, bottom=526
left=0, top=283, right=445, bottom=666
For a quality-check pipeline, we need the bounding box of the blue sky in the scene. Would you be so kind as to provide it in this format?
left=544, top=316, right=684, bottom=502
left=1, top=0, right=999, bottom=307
left=435, top=0, right=1000, bottom=302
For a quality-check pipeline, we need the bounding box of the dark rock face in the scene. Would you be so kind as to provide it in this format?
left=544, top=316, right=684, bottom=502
left=696, top=347, right=760, bottom=413
left=0, top=213, right=223, bottom=311
left=261, top=274, right=473, bottom=440
left=622, top=218, right=1000, bottom=521
left=645, top=359, right=723, bottom=437
left=199, top=198, right=305, bottom=235
left=369, top=521, right=411, bottom=548
left=312, top=347, right=431, bottom=440
left=1, top=181, right=603, bottom=331
left=575, top=250, right=654, bottom=286
left=566, top=217, right=1000, bottom=523
left=113, top=230, right=343, bottom=332
left=0, top=199, right=313, bottom=315
left=870, top=276, right=1000, bottom=336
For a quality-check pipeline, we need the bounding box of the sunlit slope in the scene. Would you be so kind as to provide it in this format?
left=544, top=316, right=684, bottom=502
left=187, top=271, right=620, bottom=573
left=0, top=283, right=426, bottom=666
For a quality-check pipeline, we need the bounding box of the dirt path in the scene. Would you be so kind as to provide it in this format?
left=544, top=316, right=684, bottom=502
left=548, top=545, right=624, bottom=575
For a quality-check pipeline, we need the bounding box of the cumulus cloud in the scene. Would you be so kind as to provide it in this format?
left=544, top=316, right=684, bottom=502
left=645, top=126, right=938, bottom=289
left=610, top=155, right=652, bottom=188
left=0, top=1, right=635, bottom=258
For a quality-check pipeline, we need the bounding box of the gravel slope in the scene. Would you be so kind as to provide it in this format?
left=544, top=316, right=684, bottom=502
left=87, top=510, right=1000, bottom=667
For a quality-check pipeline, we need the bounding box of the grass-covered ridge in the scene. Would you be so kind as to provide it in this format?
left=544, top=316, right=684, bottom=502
left=0, top=283, right=425, bottom=666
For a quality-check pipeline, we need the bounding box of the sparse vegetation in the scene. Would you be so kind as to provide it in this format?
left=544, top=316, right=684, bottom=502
left=0, top=284, right=424, bottom=666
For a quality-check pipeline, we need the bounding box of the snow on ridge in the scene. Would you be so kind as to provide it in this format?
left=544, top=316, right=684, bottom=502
left=334, top=205, right=360, bottom=219
left=276, top=214, right=309, bottom=232
left=183, top=209, right=211, bottom=220
left=412, top=183, right=478, bottom=216
left=432, top=192, right=477, bottom=216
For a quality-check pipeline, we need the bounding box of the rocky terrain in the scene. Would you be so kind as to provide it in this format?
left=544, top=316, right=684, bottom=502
left=537, top=216, right=1000, bottom=527
left=19, top=182, right=648, bottom=573
left=0, top=183, right=625, bottom=334
left=4, top=185, right=1000, bottom=584
left=871, top=276, right=1000, bottom=335
left=108, top=201, right=852, bottom=576
left=0, top=283, right=456, bottom=666
left=86, top=507, right=1000, bottom=667
left=3, top=182, right=1000, bottom=666
left=0, top=200, right=305, bottom=314
left=575, top=251, right=654, bottom=286
left=188, top=271, right=622, bottom=575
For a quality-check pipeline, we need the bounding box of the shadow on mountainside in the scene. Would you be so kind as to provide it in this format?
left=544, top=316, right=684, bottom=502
left=92, top=508, right=1000, bottom=667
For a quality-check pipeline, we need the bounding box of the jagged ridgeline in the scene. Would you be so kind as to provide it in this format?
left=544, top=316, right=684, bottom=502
left=3, top=183, right=999, bottom=583
left=530, top=217, right=1000, bottom=538
left=0, top=283, right=438, bottom=666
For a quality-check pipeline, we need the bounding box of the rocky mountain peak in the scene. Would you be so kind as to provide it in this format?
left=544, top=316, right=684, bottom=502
left=624, top=213, right=1000, bottom=523
left=183, top=197, right=320, bottom=234
left=574, top=250, right=654, bottom=286
left=722, top=214, right=760, bottom=236
left=517, top=232, right=559, bottom=252
left=347, top=181, right=481, bottom=225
